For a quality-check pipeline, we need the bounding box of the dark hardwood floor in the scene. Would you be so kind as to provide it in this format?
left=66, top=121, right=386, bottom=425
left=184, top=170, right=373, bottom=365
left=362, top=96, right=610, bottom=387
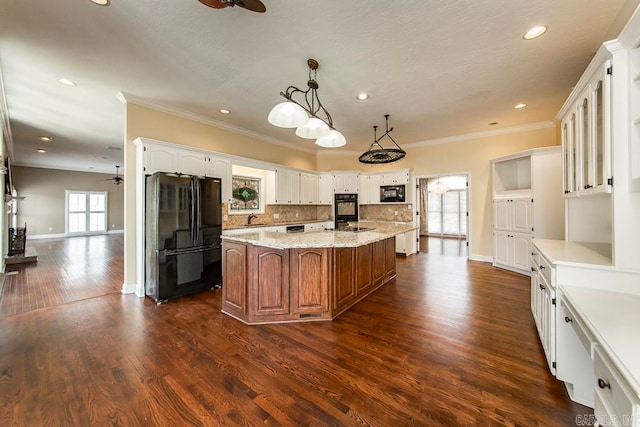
left=0, top=235, right=589, bottom=425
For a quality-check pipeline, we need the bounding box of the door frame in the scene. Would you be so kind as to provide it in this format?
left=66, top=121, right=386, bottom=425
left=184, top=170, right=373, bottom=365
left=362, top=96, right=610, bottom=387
left=413, top=172, right=471, bottom=257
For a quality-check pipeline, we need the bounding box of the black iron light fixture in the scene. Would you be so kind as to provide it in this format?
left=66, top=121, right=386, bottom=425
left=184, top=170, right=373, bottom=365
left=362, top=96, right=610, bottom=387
left=359, top=114, right=406, bottom=164
left=267, top=59, right=346, bottom=148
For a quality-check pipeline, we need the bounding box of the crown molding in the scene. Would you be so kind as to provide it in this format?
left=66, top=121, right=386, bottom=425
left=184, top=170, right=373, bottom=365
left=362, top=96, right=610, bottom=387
left=12, top=162, right=116, bottom=175
left=116, top=92, right=316, bottom=155
left=0, top=59, right=14, bottom=159
left=404, top=121, right=555, bottom=149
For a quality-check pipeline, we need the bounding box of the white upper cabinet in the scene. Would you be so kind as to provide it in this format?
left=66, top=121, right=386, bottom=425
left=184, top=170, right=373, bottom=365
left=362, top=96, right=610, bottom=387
left=144, top=143, right=178, bottom=175
left=381, top=170, right=409, bottom=186
left=178, top=150, right=206, bottom=177
left=275, top=169, right=301, bottom=204
left=205, top=156, right=232, bottom=203
left=560, top=56, right=612, bottom=197
left=333, top=172, right=359, bottom=193
left=358, top=174, right=382, bottom=204
left=300, top=172, right=319, bottom=204
left=318, top=173, right=333, bottom=205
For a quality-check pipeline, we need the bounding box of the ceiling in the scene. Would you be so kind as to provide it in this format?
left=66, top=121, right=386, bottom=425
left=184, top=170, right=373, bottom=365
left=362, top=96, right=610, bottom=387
left=1, top=0, right=638, bottom=175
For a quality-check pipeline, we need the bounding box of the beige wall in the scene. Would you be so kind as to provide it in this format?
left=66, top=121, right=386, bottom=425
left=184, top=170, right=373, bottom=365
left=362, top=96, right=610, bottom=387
left=317, top=125, right=559, bottom=258
left=124, top=103, right=319, bottom=287
left=12, top=166, right=125, bottom=236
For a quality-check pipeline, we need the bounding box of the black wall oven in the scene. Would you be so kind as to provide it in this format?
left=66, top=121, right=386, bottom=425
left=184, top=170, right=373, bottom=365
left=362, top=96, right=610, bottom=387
left=334, top=193, right=358, bottom=229
left=380, top=185, right=406, bottom=202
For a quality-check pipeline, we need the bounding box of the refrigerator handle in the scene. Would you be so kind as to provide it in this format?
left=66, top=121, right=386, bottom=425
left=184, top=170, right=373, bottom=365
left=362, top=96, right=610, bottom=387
left=195, top=178, right=201, bottom=245
left=190, top=178, right=196, bottom=245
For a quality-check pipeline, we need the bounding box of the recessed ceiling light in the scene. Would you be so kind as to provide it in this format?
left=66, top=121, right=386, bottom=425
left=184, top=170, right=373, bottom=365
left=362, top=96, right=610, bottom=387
left=37, top=148, right=46, bottom=153
left=40, top=136, right=53, bottom=141
left=514, top=103, right=527, bottom=109
left=90, top=0, right=110, bottom=5
left=220, top=109, right=230, bottom=114
left=356, top=93, right=369, bottom=101
left=489, top=122, right=499, bottom=126
left=523, top=26, right=548, bottom=40
left=57, top=78, right=77, bottom=86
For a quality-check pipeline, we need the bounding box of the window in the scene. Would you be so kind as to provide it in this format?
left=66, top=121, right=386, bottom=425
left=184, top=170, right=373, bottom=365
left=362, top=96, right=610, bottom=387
left=426, top=176, right=467, bottom=237
left=230, top=175, right=263, bottom=214
left=65, top=191, right=108, bottom=234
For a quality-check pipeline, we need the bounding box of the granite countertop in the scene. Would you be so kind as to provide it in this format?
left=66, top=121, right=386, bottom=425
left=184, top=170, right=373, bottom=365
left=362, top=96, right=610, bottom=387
left=562, top=286, right=640, bottom=399
left=221, top=221, right=417, bottom=249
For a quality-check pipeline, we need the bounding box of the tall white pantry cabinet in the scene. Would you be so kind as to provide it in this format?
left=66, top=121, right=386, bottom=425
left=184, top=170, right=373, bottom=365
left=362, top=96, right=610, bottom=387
left=491, top=147, right=564, bottom=276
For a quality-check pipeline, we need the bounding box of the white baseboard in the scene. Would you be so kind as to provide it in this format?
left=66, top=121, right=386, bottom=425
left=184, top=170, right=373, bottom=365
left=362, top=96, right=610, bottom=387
left=28, top=233, right=66, bottom=240
left=469, top=254, right=493, bottom=263
left=121, top=282, right=138, bottom=294
left=27, top=230, right=124, bottom=240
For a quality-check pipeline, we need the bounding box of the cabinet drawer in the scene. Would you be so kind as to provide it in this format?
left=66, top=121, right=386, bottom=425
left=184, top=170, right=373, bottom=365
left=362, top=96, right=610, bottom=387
left=560, top=298, right=595, bottom=357
left=594, top=346, right=638, bottom=426
left=539, top=254, right=552, bottom=285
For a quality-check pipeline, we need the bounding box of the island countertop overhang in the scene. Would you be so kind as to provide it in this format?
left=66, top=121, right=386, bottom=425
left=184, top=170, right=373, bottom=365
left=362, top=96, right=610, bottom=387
left=221, top=221, right=417, bottom=249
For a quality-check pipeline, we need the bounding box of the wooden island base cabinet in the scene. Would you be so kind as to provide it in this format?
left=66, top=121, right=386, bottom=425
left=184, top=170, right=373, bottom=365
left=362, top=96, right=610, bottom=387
left=222, top=237, right=396, bottom=325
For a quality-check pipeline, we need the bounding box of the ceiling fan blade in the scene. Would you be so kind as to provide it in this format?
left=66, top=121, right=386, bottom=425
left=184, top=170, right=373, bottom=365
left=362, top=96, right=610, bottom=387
left=236, top=0, right=266, bottom=13
left=199, top=0, right=229, bottom=9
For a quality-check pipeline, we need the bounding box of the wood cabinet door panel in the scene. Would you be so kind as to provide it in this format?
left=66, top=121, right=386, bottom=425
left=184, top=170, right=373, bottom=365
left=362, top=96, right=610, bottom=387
left=333, top=247, right=356, bottom=310
left=252, top=247, right=290, bottom=316
left=222, top=242, right=247, bottom=314
left=355, top=244, right=373, bottom=294
left=385, top=237, right=396, bottom=279
left=291, top=248, right=329, bottom=314
left=372, top=240, right=386, bottom=285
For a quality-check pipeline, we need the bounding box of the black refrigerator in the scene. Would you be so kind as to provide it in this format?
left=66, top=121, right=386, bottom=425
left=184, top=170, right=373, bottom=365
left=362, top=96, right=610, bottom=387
left=145, top=172, right=223, bottom=303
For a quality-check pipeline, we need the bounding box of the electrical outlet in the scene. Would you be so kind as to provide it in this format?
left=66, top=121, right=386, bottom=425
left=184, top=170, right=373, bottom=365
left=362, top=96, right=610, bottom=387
left=273, top=213, right=280, bottom=219
left=394, top=211, right=398, bottom=216
left=223, top=214, right=228, bottom=221
left=295, top=212, right=299, bottom=218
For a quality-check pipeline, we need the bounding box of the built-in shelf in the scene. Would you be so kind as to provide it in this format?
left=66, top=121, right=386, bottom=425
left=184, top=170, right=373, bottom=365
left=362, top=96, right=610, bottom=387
left=493, top=155, right=532, bottom=193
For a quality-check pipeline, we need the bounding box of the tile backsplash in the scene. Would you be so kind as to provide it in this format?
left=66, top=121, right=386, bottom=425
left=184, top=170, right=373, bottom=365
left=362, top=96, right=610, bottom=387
left=360, top=204, right=413, bottom=222
left=223, top=204, right=332, bottom=228
left=222, top=203, right=412, bottom=228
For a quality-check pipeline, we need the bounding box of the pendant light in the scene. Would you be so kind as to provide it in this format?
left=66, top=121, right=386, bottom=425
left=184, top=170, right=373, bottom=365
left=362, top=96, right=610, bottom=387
left=268, top=59, right=346, bottom=146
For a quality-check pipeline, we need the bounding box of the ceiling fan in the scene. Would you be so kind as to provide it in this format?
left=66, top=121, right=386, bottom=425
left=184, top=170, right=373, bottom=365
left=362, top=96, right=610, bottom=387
left=198, top=0, right=266, bottom=13
left=98, top=166, right=124, bottom=186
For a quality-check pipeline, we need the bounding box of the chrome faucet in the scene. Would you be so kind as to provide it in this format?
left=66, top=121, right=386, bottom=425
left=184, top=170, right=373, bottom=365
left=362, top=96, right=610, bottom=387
left=247, top=213, right=258, bottom=224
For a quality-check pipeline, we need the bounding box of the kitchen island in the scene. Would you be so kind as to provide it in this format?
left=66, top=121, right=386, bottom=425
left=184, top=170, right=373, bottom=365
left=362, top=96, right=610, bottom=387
left=221, top=222, right=416, bottom=324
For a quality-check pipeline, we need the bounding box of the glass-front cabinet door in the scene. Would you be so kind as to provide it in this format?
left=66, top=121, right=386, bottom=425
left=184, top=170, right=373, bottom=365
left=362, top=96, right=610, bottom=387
left=579, top=94, right=591, bottom=193
left=560, top=57, right=612, bottom=198
left=589, top=59, right=612, bottom=194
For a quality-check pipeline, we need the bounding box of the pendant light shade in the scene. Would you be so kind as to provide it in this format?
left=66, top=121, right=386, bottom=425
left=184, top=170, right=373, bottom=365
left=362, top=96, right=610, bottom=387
left=268, top=59, right=346, bottom=147
left=267, top=101, right=309, bottom=128
left=295, top=117, right=330, bottom=139
left=315, top=130, right=346, bottom=148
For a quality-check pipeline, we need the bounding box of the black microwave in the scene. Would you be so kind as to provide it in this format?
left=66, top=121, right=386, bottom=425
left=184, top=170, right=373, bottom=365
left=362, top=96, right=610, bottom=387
left=380, top=185, right=406, bottom=202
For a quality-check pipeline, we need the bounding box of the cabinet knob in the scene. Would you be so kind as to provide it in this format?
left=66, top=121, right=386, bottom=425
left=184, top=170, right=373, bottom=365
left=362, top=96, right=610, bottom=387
left=539, top=283, right=546, bottom=290
left=564, top=316, right=572, bottom=323
left=539, top=265, right=545, bottom=270
left=597, top=378, right=611, bottom=390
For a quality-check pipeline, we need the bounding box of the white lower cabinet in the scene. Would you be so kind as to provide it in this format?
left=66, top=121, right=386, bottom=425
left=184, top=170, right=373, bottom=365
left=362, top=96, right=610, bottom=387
left=594, top=346, right=640, bottom=427
left=556, top=297, right=595, bottom=407
left=530, top=250, right=556, bottom=376
left=494, top=231, right=530, bottom=273
left=395, top=229, right=417, bottom=255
